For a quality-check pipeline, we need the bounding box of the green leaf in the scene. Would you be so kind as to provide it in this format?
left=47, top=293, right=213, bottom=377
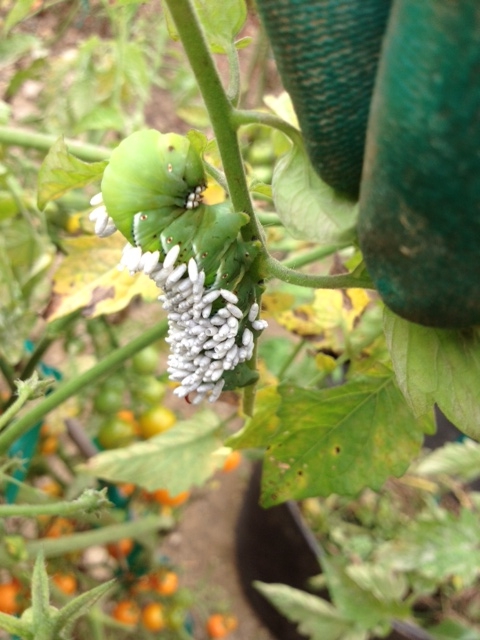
left=384, top=308, right=480, bottom=441
left=253, top=582, right=361, bottom=640
left=415, top=439, right=480, bottom=482
left=272, top=143, right=357, bottom=246
left=377, top=508, right=480, bottom=586
left=163, top=0, right=247, bottom=53
left=37, top=138, right=107, bottom=210
left=0, top=611, right=30, bottom=637
left=427, top=619, right=480, bottom=640
left=52, top=580, right=114, bottom=637
left=258, top=374, right=432, bottom=506
left=82, top=411, right=223, bottom=493
left=322, top=556, right=410, bottom=633
left=3, top=0, right=36, bottom=34
left=226, top=386, right=282, bottom=450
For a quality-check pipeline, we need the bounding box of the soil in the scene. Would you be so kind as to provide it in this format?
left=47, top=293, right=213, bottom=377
left=162, top=461, right=275, bottom=640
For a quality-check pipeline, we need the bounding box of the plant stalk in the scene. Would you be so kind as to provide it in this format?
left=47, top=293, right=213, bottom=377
left=0, top=321, right=168, bottom=455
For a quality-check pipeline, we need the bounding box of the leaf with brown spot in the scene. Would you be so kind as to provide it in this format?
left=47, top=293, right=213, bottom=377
left=45, top=234, right=160, bottom=321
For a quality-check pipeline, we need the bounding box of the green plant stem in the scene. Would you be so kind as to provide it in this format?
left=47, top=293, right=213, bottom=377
left=0, top=515, right=173, bottom=567
left=0, top=321, right=168, bottom=455
left=0, top=126, right=110, bottom=162
left=0, top=359, right=16, bottom=394
left=232, top=109, right=304, bottom=147
left=0, top=488, right=107, bottom=518
left=278, top=339, right=306, bottom=380
left=164, top=0, right=261, bottom=242
left=0, top=382, right=37, bottom=433
left=282, top=244, right=349, bottom=270
left=265, top=254, right=374, bottom=290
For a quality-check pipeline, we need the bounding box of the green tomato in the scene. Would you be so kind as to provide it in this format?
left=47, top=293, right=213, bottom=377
left=134, top=377, right=166, bottom=405
left=93, top=387, right=124, bottom=415
left=97, top=417, right=137, bottom=449
left=131, top=346, right=159, bottom=376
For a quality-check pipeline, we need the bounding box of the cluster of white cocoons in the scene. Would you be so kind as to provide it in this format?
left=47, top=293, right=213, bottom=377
left=89, top=195, right=268, bottom=404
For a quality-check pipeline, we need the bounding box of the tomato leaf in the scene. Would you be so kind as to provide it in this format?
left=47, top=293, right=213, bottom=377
left=37, top=137, right=107, bottom=210
left=82, top=411, right=224, bottom=493
left=45, top=234, right=159, bottom=322
left=321, top=556, right=410, bottom=632
left=272, top=143, right=357, bottom=246
left=384, top=308, right=480, bottom=441
left=377, top=508, right=480, bottom=586
left=52, top=580, right=115, bottom=638
left=253, top=374, right=432, bottom=506
left=253, top=582, right=357, bottom=640
left=163, top=0, right=246, bottom=53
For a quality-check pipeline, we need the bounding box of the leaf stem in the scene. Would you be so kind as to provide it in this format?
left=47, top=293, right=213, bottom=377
left=0, top=321, right=168, bottom=455
left=264, top=254, right=374, bottom=290
left=0, top=126, right=111, bottom=162
left=232, top=109, right=303, bottom=147
left=281, top=244, right=349, bottom=270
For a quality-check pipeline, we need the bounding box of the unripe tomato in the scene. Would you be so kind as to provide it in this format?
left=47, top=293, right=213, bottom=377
left=112, top=600, right=140, bottom=626
left=141, top=602, right=165, bottom=631
left=93, top=387, right=124, bottom=415
left=97, top=416, right=137, bottom=449
left=138, top=406, right=176, bottom=439
left=134, top=377, right=166, bottom=404
left=132, top=346, right=159, bottom=375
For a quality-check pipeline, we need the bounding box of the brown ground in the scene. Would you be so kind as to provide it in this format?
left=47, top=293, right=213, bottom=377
left=162, top=461, right=275, bottom=640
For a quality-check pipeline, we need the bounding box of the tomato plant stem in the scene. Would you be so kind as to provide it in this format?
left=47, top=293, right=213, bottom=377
left=0, top=126, right=110, bottom=162
left=265, top=254, right=374, bottom=289
left=0, top=488, right=109, bottom=518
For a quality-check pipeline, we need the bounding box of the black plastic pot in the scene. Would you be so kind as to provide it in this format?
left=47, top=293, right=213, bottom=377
left=236, top=463, right=436, bottom=640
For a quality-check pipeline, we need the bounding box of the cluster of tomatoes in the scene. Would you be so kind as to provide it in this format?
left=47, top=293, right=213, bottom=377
left=92, top=345, right=177, bottom=450
left=1, top=344, right=243, bottom=638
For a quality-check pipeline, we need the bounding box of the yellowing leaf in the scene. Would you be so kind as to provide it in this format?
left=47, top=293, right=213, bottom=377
left=314, top=353, right=337, bottom=373
left=278, top=304, right=323, bottom=338
left=261, top=292, right=296, bottom=316
left=46, top=234, right=159, bottom=321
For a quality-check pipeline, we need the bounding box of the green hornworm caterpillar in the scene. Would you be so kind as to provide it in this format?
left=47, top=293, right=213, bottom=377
left=95, top=129, right=266, bottom=402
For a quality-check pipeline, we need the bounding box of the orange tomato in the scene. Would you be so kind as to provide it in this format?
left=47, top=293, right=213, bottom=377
left=153, top=570, right=179, bottom=596
left=206, top=613, right=238, bottom=638
left=39, top=435, right=59, bottom=455
left=141, top=602, right=165, bottom=631
left=44, top=517, right=75, bottom=538
left=222, top=450, right=242, bottom=473
left=52, top=573, right=77, bottom=595
left=106, top=538, right=134, bottom=560
left=116, top=410, right=137, bottom=426
left=112, top=600, right=140, bottom=626
left=0, top=580, right=22, bottom=615
left=117, top=482, right=136, bottom=497
left=150, top=489, right=190, bottom=507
